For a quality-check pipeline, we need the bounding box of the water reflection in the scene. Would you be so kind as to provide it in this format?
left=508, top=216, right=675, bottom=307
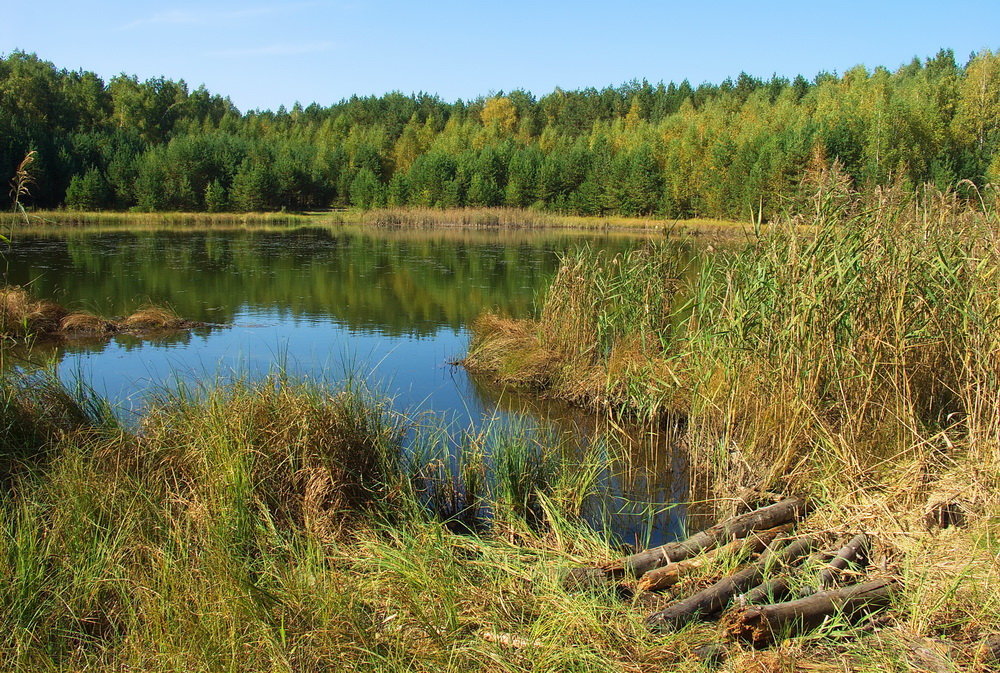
left=4, top=224, right=704, bottom=545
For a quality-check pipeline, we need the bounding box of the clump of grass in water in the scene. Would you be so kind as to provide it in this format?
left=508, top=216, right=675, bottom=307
left=121, top=305, right=186, bottom=330
left=0, top=286, right=67, bottom=338
left=0, top=286, right=195, bottom=340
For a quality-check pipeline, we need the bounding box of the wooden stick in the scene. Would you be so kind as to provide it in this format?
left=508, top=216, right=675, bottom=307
left=817, top=533, right=870, bottom=589
left=722, top=578, right=899, bottom=647
left=738, top=549, right=834, bottom=605
left=645, top=535, right=819, bottom=633
left=635, top=524, right=791, bottom=593
left=565, top=497, right=809, bottom=589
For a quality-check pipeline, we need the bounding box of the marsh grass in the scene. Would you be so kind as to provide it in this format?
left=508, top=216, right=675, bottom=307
left=466, top=187, right=1000, bottom=664
left=1, top=373, right=699, bottom=670
left=1, top=207, right=746, bottom=238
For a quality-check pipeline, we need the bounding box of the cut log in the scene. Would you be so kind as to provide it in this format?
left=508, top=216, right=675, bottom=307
left=582, top=497, right=808, bottom=586
left=635, top=524, right=792, bottom=593
left=739, top=575, right=794, bottom=606
left=738, top=550, right=834, bottom=605
left=722, top=578, right=899, bottom=647
left=645, top=535, right=819, bottom=634
left=924, top=498, right=967, bottom=530
left=817, top=533, right=870, bottom=589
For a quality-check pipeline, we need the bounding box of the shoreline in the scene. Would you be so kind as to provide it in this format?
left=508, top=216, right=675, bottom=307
left=1, top=207, right=751, bottom=238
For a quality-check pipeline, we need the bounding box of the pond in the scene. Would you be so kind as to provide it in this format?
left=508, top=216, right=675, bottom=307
left=3, top=223, right=707, bottom=547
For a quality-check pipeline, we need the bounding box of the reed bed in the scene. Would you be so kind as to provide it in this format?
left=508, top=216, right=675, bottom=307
left=0, top=210, right=319, bottom=227
left=2, top=207, right=744, bottom=237
left=466, top=188, right=1000, bottom=663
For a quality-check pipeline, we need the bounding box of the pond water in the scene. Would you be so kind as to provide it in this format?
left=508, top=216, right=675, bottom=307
left=3, top=224, right=707, bottom=547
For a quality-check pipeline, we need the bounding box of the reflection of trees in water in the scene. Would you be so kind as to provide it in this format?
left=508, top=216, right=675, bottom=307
left=6, top=227, right=660, bottom=337
left=465, top=369, right=713, bottom=548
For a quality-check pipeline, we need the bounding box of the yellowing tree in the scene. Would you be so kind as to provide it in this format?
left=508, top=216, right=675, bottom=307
left=624, top=97, right=643, bottom=131
left=954, top=50, right=1000, bottom=153
left=480, top=96, right=518, bottom=134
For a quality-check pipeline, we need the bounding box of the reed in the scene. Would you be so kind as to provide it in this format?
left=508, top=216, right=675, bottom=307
left=465, top=187, right=1000, bottom=664
left=0, top=207, right=746, bottom=237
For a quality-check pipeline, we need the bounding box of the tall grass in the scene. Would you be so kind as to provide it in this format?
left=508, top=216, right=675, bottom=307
left=0, top=373, right=679, bottom=670
left=465, top=186, right=1000, bottom=661
left=468, top=187, right=1000, bottom=495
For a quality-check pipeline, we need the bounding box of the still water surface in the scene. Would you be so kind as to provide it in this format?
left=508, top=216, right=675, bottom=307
left=5, top=224, right=704, bottom=545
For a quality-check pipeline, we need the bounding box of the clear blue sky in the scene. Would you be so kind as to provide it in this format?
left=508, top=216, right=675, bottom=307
left=5, top=1, right=999, bottom=112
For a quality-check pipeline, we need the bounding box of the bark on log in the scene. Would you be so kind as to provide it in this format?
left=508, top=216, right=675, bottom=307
left=737, top=549, right=836, bottom=605
left=722, top=578, right=899, bottom=647
left=635, top=524, right=791, bottom=593
left=601, top=497, right=808, bottom=583
left=817, top=533, right=870, bottom=589
left=645, top=535, right=819, bottom=634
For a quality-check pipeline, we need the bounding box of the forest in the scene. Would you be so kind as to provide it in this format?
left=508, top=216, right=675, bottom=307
left=1, top=48, right=999, bottom=220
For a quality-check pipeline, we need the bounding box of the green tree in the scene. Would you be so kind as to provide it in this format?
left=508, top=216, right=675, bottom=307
left=64, top=168, right=111, bottom=210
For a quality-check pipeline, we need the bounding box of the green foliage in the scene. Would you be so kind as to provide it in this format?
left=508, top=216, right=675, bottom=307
left=3, top=49, right=1000, bottom=218
left=64, top=168, right=110, bottom=210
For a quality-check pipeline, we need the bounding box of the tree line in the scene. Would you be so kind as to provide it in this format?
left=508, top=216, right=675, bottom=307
left=2, top=48, right=999, bottom=221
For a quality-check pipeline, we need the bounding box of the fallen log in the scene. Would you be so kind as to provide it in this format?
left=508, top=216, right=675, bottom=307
left=737, top=549, right=834, bottom=605
left=567, top=498, right=808, bottom=588
left=635, top=524, right=791, bottom=593
left=817, top=533, right=870, bottom=589
left=645, top=535, right=819, bottom=634
left=722, top=578, right=899, bottom=647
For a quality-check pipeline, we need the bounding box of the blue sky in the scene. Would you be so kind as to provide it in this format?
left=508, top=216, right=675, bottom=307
left=5, top=1, right=999, bottom=112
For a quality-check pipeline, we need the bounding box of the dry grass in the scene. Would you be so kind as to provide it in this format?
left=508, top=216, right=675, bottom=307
left=59, top=311, right=114, bottom=333
left=122, top=305, right=186, bottom=330
left=364, top=206, right=745, bottom=234
left=0, top=286, right=196, bottom=340
left=1, top=208, right=751, bottom=244
left=0, top=286, right=67, bottom=338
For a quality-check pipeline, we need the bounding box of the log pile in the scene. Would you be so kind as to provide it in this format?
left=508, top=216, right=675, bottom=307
left=566, top=497, right=901, bottom=648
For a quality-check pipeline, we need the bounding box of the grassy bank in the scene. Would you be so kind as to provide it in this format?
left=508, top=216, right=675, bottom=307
left=465, top=189, right=1000, bottom=662
left=1, top=207, right=745, bottom=237
left=0, top=370, right=994, bottom=670
left=0, top=373, right=640, bottom=671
